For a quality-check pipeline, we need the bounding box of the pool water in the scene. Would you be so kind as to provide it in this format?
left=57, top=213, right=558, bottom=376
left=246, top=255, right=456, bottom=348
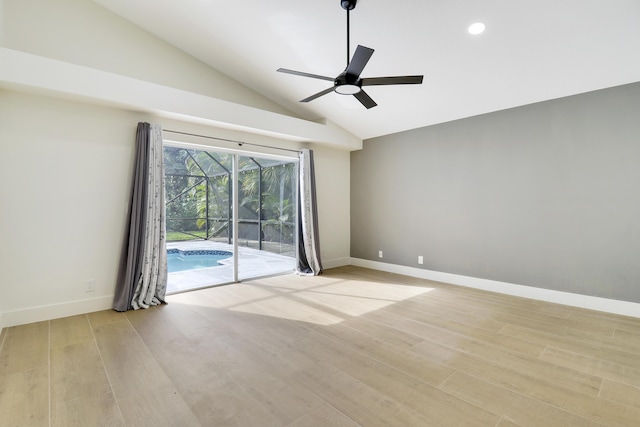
left=167, top=249, right=233, bottom=273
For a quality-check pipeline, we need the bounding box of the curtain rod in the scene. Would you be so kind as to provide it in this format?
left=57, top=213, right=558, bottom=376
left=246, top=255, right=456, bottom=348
left=163, top=129, right=302, bottom=154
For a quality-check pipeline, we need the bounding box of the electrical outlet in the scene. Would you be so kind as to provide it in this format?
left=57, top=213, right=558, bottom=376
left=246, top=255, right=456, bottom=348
left=85, top=279, right=96, bottom=292
left=418, top=256, right=424, bottom=265
left=378, top=250, right=383, bottom=258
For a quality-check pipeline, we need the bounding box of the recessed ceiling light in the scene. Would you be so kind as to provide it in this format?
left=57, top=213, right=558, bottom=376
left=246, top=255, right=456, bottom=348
left=468, top=22, right=486, bottom=35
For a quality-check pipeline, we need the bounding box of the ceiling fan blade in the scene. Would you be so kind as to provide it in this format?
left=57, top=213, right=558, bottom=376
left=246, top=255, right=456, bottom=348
left=353, top=90, right=377, bottom=109
left=301, top=87, right=335, bottom=103
left=361, top=75, right=424, bottom=86
left=345, top=45, right=374, bottom=77
left=277, top=68, right=335, bottom=82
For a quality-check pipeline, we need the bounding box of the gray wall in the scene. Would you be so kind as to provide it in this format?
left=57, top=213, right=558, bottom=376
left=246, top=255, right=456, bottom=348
left=351, top=82, right=640, bottom=303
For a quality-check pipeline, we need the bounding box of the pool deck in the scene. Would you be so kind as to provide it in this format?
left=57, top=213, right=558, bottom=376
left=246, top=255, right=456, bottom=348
left=166, top=240, right=296, bottom=293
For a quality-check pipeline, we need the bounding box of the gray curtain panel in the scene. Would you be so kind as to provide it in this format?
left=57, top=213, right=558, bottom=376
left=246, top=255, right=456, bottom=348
left=131, top=123, right=167, bottom=309
left=297, top=149, right=323, bottom=275
left=113, top=122, right=167, bottom=311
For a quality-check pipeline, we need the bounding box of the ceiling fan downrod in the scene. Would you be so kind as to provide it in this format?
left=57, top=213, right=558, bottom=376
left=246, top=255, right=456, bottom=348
left=342, top=0, right=357, bottom=67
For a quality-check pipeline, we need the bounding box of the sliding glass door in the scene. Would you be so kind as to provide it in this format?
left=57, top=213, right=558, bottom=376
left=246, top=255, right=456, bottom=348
left=236, top=155, right=297, bottom=281
left=163, top=145, right=297, bottom=293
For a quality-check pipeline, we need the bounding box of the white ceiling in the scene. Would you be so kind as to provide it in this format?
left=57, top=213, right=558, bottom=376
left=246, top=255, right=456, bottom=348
left=94, top=0, right=640, bottom=140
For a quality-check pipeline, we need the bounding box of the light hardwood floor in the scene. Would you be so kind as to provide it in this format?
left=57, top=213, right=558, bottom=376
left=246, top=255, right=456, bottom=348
left=1, top=266, right=640, bottom=426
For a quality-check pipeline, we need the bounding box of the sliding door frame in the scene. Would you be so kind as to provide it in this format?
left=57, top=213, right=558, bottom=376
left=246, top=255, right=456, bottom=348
left=163, top=139, right=299, bottom=285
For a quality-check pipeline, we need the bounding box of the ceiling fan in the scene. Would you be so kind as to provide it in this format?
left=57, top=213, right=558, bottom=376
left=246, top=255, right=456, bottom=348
left=277, top=0, right=423, bottom=109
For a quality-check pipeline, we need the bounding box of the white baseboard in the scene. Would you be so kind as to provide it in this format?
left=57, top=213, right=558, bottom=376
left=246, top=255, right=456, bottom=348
left=1, top=295, right=114, bottom=328
left=322, top=257, right=351, bottom=270
left=350, top=258, right=640, bottom=319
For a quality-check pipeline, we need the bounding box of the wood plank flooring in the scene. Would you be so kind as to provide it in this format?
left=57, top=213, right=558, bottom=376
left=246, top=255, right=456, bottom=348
left=1, top=265, right=640, bottom=426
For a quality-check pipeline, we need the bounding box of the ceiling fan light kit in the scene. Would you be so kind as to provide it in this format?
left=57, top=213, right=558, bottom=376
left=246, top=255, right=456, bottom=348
left=334, top=84, right=361, bottom=95
left=277, top=0, right=423, bottom=109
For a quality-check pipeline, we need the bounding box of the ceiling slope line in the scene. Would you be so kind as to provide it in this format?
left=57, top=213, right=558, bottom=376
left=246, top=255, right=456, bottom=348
left=0, top=48, right=362, bottom=151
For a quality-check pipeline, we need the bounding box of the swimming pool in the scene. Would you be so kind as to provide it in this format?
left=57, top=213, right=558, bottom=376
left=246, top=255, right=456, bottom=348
left=167, top=249, right=233, bottom=273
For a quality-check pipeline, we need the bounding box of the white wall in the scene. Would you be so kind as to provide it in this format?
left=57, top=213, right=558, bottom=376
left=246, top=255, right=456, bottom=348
left=0, top=90, right=139, bottom=324
left=0, top=0, right=296, bottom=116
left=0, top=90, right=351, bottom=326
left=0, top=0, right=352, bottom=327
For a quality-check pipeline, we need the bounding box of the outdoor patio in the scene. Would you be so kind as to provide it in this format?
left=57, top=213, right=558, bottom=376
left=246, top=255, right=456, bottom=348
left=166, top=240, right=296, bottom=293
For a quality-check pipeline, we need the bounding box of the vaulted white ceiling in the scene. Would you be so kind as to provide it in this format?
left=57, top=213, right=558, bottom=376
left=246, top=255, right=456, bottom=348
left=95, top=0, right=640, bottom=140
